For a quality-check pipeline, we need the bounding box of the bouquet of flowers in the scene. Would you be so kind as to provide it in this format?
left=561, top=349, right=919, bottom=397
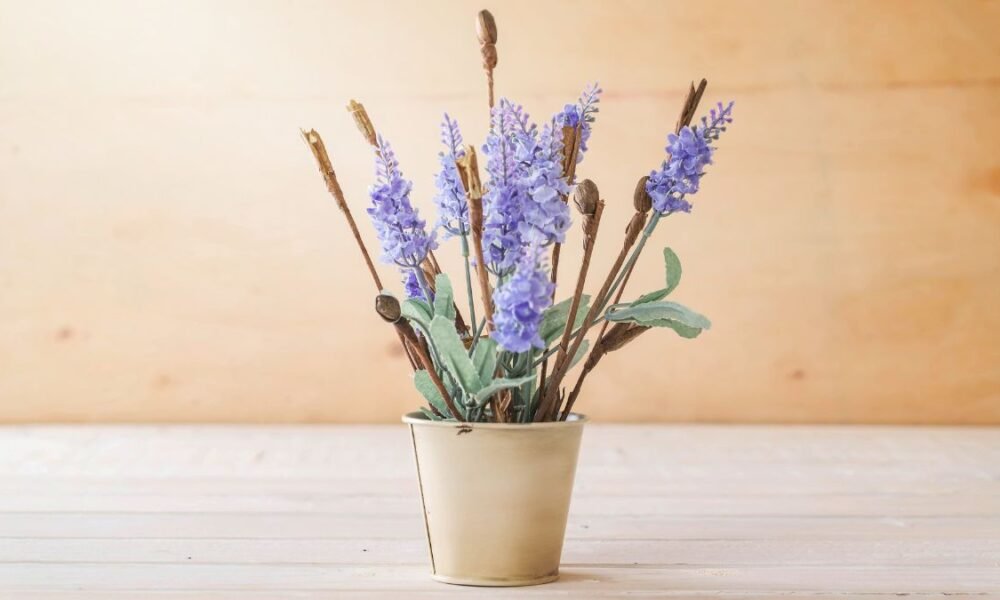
left=302, top=9, right=734, bottom=423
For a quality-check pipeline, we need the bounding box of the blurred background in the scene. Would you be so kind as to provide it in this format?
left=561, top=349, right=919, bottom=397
left=0, top=0, right=997, bottom=424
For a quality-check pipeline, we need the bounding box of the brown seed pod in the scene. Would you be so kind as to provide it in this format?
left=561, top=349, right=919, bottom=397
left=633, top=175, right=652, bottom=213
left=374, top=294, right=401, bottom=323
left=477, top=10, right=498, bottom=45
left=573, top=179, right=600, bottom=216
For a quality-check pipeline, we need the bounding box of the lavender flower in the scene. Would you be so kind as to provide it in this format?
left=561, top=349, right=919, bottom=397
left=482, top=99, right=529, bottom=276
left=554, top=83, right=602, bottom=164
left=513, top=119, right=571, bottom=246
left=492, top=247, right=554, bottom=353
left=402, top=271, right=426, bottom=300
left=432, top=114, right=469, bottom=237
left=646, top=101, right=734, bottom=214
left=367, top=135, right=437, bottom=268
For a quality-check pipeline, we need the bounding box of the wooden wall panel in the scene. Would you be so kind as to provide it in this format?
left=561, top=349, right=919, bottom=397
left=0, top=0, right=997, bottom=423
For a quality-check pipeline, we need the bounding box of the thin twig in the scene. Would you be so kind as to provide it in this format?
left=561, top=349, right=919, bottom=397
left=300, top=129, right=418, bottom=371
left=560, top=79, right=709, bottom=417
left=552, top=182, right=603, bottom=376
left=300, top=129, right=383, bottom=291
left=376, top=294, right=464, bottom=421
left=539, top=123, right=585, bottom=408
left=347, top=99, right=470, bottom=335
left=455, top=147, right=494, bottom=333
left=597, top=79, right=706, bottom=337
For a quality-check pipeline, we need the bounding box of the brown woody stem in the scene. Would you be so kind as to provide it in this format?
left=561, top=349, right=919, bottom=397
left=597, top=79, right=707, bottom=339
left=300, top=129, right=383, bottom=291
left=553, top=199, right=604, bottom=372
left=376, top=294, right=464, bottom=421
left=455, top=147, right=494, bottom=333
left=564, top=79, right=709, bottom=415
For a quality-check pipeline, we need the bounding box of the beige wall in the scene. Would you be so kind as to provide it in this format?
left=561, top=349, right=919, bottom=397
left=1, top=0, right=998, bottom=423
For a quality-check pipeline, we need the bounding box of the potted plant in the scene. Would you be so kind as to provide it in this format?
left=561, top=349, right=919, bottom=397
left=301, top=8, right=734, bottom=587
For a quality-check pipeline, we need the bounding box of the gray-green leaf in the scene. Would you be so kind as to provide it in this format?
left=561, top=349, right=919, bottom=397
left=540, top=295, right=591, bottom=344
left=630, top=248, right=682, bottom=306
left=662, top=247, right=682, bottom=296
left=413, top=369, right=455, bottom=418
left=606, top=300, right=711, bottom=331
left=472, top=374, right=536, bottom=406
left=430, top=316, right=482, bottom=395
left=657, top=320, right=703, bottom=339
left=432, top=273, right=456, bottom=320
left=401, top=298, right=433, bottom=331
left=471, top=337, right=498, bottom=387
left=418, top=407, right=445, bottom=421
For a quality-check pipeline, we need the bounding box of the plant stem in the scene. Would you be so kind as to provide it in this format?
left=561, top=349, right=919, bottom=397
left=536, top=211, right=661, bottom=421
left=460, top=234, right=478, bottom=329
left=302, top=128, right=420, bottom=371
left=601, top=212, right=661, bottom=314
left=564, top=80, right=709, bottom=416
left=553, top=200, right=604, bottom=368
left=413, top=266, right=435, bottom=304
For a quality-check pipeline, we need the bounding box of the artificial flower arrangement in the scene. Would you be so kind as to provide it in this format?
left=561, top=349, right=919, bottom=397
left=302, top=11, right=734, bottom=426
left=301, top=9, right=735, bottom=586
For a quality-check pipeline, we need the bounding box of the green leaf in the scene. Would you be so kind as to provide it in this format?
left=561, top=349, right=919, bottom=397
left=472, top=374, right=536, bottom=406
left=630, top=248, right=682, bottom=306
left=657, top=320, right=703, bottom=339
left=606, top=301, right=711, bottom=331
left=432, top=273, right=456, bottom=320
left=662, top=247, right=682, bottom=296
left=413, top=369, right=455, bottom=418
left=631, top=288, right=669, bottom=305
left=569, top=339, right=590, bottom=370
left=401, top=298, right=433, bottom=331
left=430, top=316, right=483, bottom=395
left=471, top=337, right=498, bottom=387
left=540, top=295, right=591, bottom=344
left=418, top=407, right=445, bottom=421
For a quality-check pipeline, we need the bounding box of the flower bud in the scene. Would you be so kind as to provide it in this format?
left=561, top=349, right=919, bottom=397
left=633, top=175, right=652, bottom=213
left=573, top=179, right=599, bottom=216
left=477, top=10, right=498, bottom=45
left=374, top=293, right=401, bottom=323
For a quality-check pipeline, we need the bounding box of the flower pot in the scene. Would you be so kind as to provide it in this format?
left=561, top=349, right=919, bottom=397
left=402, top=411, right=587, bottom=586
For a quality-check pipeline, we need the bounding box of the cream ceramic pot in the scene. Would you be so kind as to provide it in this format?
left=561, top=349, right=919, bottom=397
left=402, top=412, right=587, bottom=586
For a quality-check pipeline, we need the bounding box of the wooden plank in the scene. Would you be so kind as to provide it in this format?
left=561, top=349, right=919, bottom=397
left=2, top=425, right=997, bottom=472
left=0, top=564, right=996, bottom=594
left=3, top=538, right=997, bottom=568
left=0, top=492, right=997, bottom=517
left=2, top=513, right=997, bottom=542
left=1, top=425, right=997, bottom=594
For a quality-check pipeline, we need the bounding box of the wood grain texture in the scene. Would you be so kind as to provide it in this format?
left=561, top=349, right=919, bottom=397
left=0, top=0, right=998, bottom=423
left=0, top=424, right=997, bottom=596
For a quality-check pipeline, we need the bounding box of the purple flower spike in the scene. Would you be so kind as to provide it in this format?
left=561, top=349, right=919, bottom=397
left=554, top=83, right=602, bottom=164
left=402, top=270, right=426, bottom=300
left=433, top=114, right=469, bottom=238
left=482, top=98, right=529, bottom=276
left=514, top=120, right=571, bottom=246
left=367, top=135, right=437, bottom=268
left=492, top=246, right=554, bottom=353
left=646, top=101, right=734, bottom=214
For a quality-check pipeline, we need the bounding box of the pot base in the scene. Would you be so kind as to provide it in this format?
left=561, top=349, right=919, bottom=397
left=431, top=572, right=559, bottom=587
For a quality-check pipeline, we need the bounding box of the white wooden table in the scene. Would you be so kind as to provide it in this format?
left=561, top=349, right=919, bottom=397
left=1, top=425, right=998, bottom=598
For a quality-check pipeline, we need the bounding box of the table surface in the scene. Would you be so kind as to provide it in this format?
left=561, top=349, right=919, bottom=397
left=1, top=425, right=998, bottom=598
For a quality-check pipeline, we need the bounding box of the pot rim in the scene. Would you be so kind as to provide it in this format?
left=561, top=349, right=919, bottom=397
left=402, top=411, right=588, bottom=429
